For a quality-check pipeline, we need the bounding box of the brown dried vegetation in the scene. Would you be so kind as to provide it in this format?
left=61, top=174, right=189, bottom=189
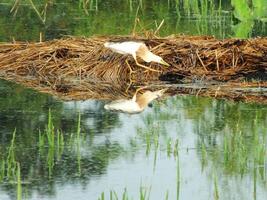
left=0, top=35, right=266, bottom=103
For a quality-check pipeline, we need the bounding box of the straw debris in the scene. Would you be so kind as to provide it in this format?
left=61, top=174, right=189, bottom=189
left=0, top=35, right=266, bottom=102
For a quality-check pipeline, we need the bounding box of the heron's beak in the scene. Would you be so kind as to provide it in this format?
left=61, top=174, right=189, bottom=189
left=160, top=59, right=170, bottom=67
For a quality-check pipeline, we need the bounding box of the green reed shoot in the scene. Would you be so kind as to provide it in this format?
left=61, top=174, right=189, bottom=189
left=46, top=109, right=55, bottom=147
left=253, top=160, right=257, bottom=200
left=38, top=130, right=45, bottom=149
left=165, top=190, right=169, bottom=200
left=99, top=185, right=167, bottom=200
left=39, top=110, right=64, bottom=149
left=38, top=110, right=65, bottom=177
left=75, top=112, right=82, bottom=175
left=214, top=173, right=219, bottom=200
left=166, top=138, right=172, bottom=157
left=57, top=129, right=64, bottom=158
left=77, top=112, right=81, bottom=139
left=201, top=141, right=207, bottom=170
left=122, top=188, right=128, bottom=200
left=7, top=129, right=17, bottom=179
left=0, top=159, right=5, bottom=182
left=176, top=140, right=180, bottom=200
left=47, top=145, right=55, bottom=178
left=145, top=132, right=151, bottom=155
left=109, top=190, right=118, bottom=200
left=17, top=162, right=22, bottom=200
left=111, top=190, right=119, bottom=200
left=173, top=139, right=179, bottom=158
left=99, top=191, right=104, bottom=200
left=28, top=0, right=46, bottom=24
left=140, top=186, right=151, bottom=200
left=153, top=133, right=159, bottom=171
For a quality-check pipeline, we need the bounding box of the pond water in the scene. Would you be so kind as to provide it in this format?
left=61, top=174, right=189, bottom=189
left=0, top=1, right=267, bottom=200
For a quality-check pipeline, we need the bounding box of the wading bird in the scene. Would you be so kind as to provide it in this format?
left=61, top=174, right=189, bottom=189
left=104, top=41, right=170, bottom=72
left=104, top=88, right=167, bottom=114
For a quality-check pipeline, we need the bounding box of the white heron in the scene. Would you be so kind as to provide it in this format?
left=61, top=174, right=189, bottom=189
left=104, top=88, right=167, bottom=114
left=104, top=41, right=170, bottom=72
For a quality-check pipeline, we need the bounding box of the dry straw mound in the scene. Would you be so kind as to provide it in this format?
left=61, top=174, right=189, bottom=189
left=0, top=35, right=266, bottom=101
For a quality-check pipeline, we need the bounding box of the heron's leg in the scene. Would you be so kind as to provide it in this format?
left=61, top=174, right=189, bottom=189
left=125, top=79, right=133, bottom=93
left=125, top=59, right=135, bottom=76
left=133, top=57, right=162, bottom=73
left=132, top=86, right=149, bottom=101
left=125, top=59, right=138, bottom=94
left=134, top=86, right=148, bottom=96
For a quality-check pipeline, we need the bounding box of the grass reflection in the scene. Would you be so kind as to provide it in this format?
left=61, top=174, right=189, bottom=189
left=0, top=95, right=265, bottom=199
left=134, top=95, right=266, bottom=199
left=0, top=0, right=266, bottom=41
left=0, top=109, right=124, bottom=200
left=193, top=101, right=267, bottom=184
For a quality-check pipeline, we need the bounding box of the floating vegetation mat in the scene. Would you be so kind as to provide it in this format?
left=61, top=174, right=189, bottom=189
left=0, top=35, right=266, bottom=103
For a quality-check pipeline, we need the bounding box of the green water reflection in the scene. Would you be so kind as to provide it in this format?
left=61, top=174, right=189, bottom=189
left=0, top=0, right=266, bottom=41
left=0, top=79, right=266, bottom=200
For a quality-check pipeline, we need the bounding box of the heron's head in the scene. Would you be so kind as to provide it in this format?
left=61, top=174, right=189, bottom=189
left=142, top=52, right=170, bottom=67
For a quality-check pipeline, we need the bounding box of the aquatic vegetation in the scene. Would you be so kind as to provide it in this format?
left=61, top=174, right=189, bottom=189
left=0, top=130, right=17, bottom=181
left=98, top=186, right=152, bottom=200
left=38, top=110, right=85, bottom=177
left=16, top=163, right=22, bottom=200
left=0, top=108, right=126, bottom=199
left=0, top=0, right=266, bottom=199
left=213, top=173, right=219, bottom=200
left=0, top=159, right=5, bottom=182
left=135, top=95, right=267, bottom=199
left=231, top=0, right=267, bottom=21
left=0, top=0, right=265, bottom=42
left=10, top=0, right=47, bottom=24
left=79, top=0, right=98, bottom=12
left=175, top=140, right=180, bottom=200
left=39, top=110, right=64, bottom=149
left=0, top=91, right=266, bottom=199
left=6, top=129, right=17, bottom=180
left=231, top=0, right=252, bottom=21
left=231, top=0, right=267, bottom=37
left=193, top=100, right=267, bottom=190
left=0, top=129, right=24, bottom=200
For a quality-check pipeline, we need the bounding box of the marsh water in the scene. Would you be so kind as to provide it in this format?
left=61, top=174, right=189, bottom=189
left=0, top=1, right=267, bottom=200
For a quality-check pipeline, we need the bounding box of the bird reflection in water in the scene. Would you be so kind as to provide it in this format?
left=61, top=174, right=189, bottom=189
left=104, top=88, right=167, bottom=114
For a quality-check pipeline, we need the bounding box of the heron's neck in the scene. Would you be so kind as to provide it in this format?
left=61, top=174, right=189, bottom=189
left=136, top=95, right=152, bottom=109
left=143, top=51, right=160, bottom=63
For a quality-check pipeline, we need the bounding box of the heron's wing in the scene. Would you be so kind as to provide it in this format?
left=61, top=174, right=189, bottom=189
left=104, top=41, right=144, bottom=55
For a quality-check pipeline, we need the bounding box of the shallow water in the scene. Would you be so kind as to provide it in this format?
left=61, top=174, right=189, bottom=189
left=0, top=1, right=267, bottom=200
left=0, top=79, right=266, bottom=200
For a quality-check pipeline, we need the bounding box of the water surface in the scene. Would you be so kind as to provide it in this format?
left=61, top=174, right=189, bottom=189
left=0, top=1, right=267, bottom=200
left=0, top=79, right=266, bottom=200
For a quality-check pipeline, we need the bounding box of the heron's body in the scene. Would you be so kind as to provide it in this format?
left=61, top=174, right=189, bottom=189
left=104, top=41, right=169, bottom=71
left=104, top=89, right=166, bottom=114
left=104, top=41, right=142, bottom=56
